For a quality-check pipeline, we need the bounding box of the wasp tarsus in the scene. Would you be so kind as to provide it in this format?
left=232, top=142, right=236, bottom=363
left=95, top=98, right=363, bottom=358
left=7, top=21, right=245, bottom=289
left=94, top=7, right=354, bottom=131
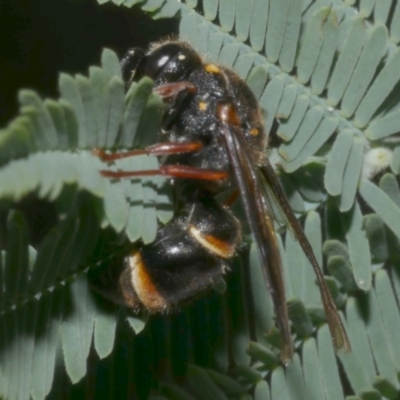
left=91, top=40, right=350, bottom=362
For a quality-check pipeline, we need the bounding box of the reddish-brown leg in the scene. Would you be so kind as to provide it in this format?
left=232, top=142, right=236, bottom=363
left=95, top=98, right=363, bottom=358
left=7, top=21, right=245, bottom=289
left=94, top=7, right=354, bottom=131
left=93, top=142, right=204, bottom=162
left=100, top=165, right=228, bottom=181
left=223, top=189, right=240, bottom=207
left=154, top=81, right=196, bottom=99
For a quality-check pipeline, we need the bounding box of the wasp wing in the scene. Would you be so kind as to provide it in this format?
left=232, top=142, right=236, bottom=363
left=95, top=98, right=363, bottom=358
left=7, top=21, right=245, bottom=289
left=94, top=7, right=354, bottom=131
left=260, top=161, right=351, bottom=353
left=223, top=124, right=293, bottom=363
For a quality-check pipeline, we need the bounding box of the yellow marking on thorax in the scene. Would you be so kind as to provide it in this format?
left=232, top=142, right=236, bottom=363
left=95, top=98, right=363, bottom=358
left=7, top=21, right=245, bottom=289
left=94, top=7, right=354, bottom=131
left=198, top=101, right=208, bottom=111
left=250, top=128, right=259, bottom=136
left=204, top=63, right=221, bottom=74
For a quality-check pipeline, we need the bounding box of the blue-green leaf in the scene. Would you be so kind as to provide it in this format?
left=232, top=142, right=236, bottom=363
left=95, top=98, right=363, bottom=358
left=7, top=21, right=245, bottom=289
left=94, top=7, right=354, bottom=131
left=297, top=7, right=330, bottom=84
left=341, top=25, right=388, bottom=118
left=325, top=130, right=354, bottom=196
left=360, top=180, right=400, bottom=240
left=265, top=0, right=289, bottom=63
left=327, top=18, right=367, bottom=107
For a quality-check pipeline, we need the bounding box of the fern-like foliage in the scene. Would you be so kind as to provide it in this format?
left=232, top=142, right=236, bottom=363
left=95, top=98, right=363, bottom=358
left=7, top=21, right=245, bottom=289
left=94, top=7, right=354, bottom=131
left=1, top=0, right=400, bottom=399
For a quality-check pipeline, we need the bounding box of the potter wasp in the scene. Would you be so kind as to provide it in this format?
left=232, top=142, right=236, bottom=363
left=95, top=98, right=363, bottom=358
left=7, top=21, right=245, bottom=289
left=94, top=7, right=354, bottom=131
left=92, top=40, right=350, bottom=362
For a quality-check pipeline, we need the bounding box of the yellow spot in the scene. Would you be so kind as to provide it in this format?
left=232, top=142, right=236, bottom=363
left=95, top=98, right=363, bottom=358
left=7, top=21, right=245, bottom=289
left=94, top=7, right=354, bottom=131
left=198, top=101, right=208, bottom=111
left=204, top=63, right=221, bottom=74
left=250, top=128, right=259, bottom=136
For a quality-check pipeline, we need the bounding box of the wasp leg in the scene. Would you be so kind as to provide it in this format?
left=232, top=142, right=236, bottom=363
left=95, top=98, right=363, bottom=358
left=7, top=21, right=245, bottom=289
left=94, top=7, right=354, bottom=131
left=223, top=189, right=240, bottom=207
left=93, top=142, right=204, bottom=162
left=154, top=81, right=196, bottom=99
left=99, top=165, right=228, bottom=181
left=92, top=191, right=241, bottom=311
left=160, top=84, right=197, bottom=130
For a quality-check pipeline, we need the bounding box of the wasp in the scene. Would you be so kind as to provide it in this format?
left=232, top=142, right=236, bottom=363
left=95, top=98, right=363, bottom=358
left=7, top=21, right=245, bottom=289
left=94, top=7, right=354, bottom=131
left=92, top=40, right=350, bottom=362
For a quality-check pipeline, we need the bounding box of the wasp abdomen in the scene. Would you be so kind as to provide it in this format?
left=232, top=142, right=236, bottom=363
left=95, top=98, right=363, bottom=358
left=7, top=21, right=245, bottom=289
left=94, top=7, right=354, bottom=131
left=116, top=192, right=241, bottom=312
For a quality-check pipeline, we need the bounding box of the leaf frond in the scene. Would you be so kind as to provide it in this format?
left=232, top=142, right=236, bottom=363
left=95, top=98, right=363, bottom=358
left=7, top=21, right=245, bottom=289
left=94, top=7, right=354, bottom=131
left=2, top=1, right=400, bottom=399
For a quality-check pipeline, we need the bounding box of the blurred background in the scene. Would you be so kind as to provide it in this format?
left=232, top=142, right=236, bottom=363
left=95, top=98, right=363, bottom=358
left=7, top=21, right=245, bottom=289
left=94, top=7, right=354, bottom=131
left=0, top=0, right=179, bottom=127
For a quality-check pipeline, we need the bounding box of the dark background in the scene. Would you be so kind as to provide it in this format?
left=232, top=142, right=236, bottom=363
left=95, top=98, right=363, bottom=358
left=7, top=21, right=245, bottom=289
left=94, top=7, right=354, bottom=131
left=0, top=0, right=179, bottom=127
left=0, top=0, right=178, bottom=246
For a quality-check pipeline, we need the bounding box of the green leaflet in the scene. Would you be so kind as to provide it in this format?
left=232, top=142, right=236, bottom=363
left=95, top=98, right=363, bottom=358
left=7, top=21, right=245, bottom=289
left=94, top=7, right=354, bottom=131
left=391, top=2, right=400, bottom=43
left=360, top=180, right=400, bottom=240
left=120, top=78, right=153, bottom=148
left=259, top=74, right=286, bottom=135
left=339, top=136, right=364, bottom=212
left=287, top=299, right=313, bottom=337
left=249, top=0, right=269, bottom=52
left=247, top=341, right=280, bottom=368
left=317, top=324, right=345, bottom=400
left=286, top=354, right=307, bottom=400
left=364, top=288, right=398, bottom=385
left=302, top=338, right=326, bottom=400
left=205, top=369, right=248, bottom=396
left=310, top=10, right=339, bottom=95
left=187, top=365, right=228, bottom=400
left=324, top=129, right=353, bottom=196
left=18, top=91, right=59, bottom=150
left=278, top=94, right=310, bottom=142
left=61, top=275, right=97, bottom=384
left=255, top=381, right=271, bottom=400
left=296, top=7, right=330, bottom=85
left=203, top=0, right=219, bottom=21
left=327, top=17, right=367, bottom=107
left=218, top=42, right=241, bottom=68
left=341, top=25, right=388, bottom=118
left=363, top=214, right=389, bottom=262
left=374, top=270, right=400, bottom=371
left=93, top=302, right=118, bottom=359
left=265, top=0, right=290, bottom=63
left=160, top=383, right=198, bottom=400
left=345, top=201, right=372, bottom=291
left=5, top=211, right=29, bottom=302
left=2, top=0, right=400, bottom=398
left=0, top=47, right=167, bottom=398
left=271, top=366, right=291, bottom=400
left=219, top=0, right=236, bottom=32
left=235, top=0, right=253, bottom=42
left=279, top=0, right=302, bottom=73
left=354, top=46, right=400, bottom=128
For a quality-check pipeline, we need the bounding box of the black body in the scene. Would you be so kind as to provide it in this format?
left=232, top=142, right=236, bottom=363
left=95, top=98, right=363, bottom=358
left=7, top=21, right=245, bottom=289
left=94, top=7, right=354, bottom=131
left=92, top=40, right=350, bottom=362
left=100, top=41, right=265, bottom=312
